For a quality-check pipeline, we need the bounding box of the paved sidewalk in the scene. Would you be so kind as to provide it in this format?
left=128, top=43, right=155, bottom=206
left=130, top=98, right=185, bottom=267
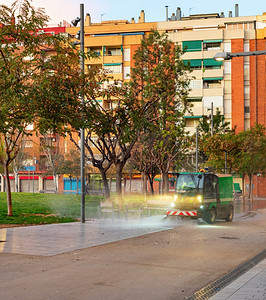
left=209, top=258, right=266, bottom=300
left=0, top=216, right=175, bottom=256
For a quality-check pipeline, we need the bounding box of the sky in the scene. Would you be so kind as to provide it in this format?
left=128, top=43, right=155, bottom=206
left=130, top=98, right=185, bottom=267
left=2, top=0, right=266, bottom=26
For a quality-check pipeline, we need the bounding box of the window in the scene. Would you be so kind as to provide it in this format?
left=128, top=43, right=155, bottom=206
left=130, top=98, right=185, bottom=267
left=190, top=80, right=202, bottom=89
left=40, top=137, right=55, bottom=147
left=182, top=40, right=202, bottom=52
left=88, top=47, right=102, bottom=56
left=123, top=48, right=130, bottom=61
left=186, top=119, right=194, bottom=127
left=123, top=66, right=130, bottom=79
left=203, top=78, right=222, bottom=89
left=204, top=175, right=216, bottom=199
left=183, top=59, right=202, bottom=69
left=25, top=123, right=34, bottom=130
left=203, top=40, right=221, bottom=51
left=244, top=106, right=250, bottom=113
left=105, top=47, right=121, bottom=56
left=24, top=140, right=33, bottom=148
left=224, top=61, right=231, bottom=75
left=203, top=59, right=222, bottom=70
left=188, top=97, right=202, bottom=102
left=103, top=64, right=122, bottom=74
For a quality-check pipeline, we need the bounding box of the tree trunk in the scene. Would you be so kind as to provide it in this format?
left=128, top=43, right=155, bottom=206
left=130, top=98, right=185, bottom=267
left=115, top=163, right=123, bottom=196
left=99, top=168, right=110, bottom=200
left=161, top=171, right=169, bottom=194
left=160, top=172, right=163, bottom=195
left=250, top=174, right=254, bottom=210
left=53, top=173, right=58, bottom=194
left=248, top=174, right=252, bottom=203
left=109, top=176, right=112, bottom=193
left=147, top=174, right=154, bottom=195
left=163, top=172, right=169, bottom=194
left=242, top=174, right=245, bottom=212
left=123, top=175, right=127, bottom=195
left=115, top=162, right=124, bottom=208
left=4, top=163, right=13, bottom=216
left=143, top=173, right=147, bottom=195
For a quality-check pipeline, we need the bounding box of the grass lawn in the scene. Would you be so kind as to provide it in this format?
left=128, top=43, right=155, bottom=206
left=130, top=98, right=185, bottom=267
left=0, top=192, right=104, bottom=226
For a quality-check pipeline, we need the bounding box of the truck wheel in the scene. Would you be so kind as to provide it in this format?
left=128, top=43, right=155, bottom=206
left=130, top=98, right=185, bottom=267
left=205, top=208, right=216, bottom=224
left=225, top=206, right=234, bottom=222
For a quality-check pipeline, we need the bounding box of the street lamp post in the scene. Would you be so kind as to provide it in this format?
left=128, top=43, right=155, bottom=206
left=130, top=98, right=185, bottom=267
left=214, top=50, right=266, bottom=61
left=195, top=127, right=198, bottom=172
left=72, top=4, right=85, bottom=223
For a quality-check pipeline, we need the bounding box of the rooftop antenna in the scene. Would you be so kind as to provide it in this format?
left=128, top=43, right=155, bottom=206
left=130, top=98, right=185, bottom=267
left=189, top=7, right=194, bottom=15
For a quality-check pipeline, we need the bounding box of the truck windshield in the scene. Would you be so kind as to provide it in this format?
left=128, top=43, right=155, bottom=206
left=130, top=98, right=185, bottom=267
left=175, top=174, right=204, bottom=192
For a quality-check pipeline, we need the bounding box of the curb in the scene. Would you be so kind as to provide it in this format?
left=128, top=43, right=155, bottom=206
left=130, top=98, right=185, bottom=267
left=186, top=249, right=266, bottom=300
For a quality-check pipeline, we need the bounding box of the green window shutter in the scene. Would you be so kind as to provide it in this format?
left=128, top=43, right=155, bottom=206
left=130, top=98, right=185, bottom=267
left=182, top=40, right=202, bottom=52
left=103, top=63, right=122, bottom=66
left=183, top=59, right=202, bottom=67
left=203, top=39, right=223, bottom=43
left=183, top=115, right=203, bottom=119
left=203, top=59, right=223, bottom=66
left=203, top=77, right=223, bottom=81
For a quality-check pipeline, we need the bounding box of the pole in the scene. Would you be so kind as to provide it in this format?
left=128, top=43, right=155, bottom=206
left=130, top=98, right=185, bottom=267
left=211, top=102, right=213, bottom=136
left=195, top=127, right=198, bottom=172
left=80, top=3, right=85, bottom=223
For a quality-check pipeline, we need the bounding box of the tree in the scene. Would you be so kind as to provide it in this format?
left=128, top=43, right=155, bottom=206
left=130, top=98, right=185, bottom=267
left=129, top=137, right=160, bottom=195
left=127, top=30, right=191, bottom=194
left=0, top=1, right=83, bottom=215
left=197, top=109, right=231, bottom=168
left=202, top=132, right=238, bottom=173
left=235, top=124, right=266, bottom=204
left=198, top=109, right=231, bottom=137
left=202, top=124, right=266, bottom=207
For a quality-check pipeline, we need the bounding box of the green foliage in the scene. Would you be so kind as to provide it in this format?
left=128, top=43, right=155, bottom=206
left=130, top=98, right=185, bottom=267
left=127, top=30, right=191, bottom=192
left=0, top=192, right=103, bottom=225
left=60, top=149, right=81, bottom=178
left=202, top=124, right=266, bottom=176
left=198, top=109, right=231, bottom=137
left=0, top=0, right=86, bottom=214
left=235, top=124, right=266, bottom=176
left=202, top=132, right=238, bottom=173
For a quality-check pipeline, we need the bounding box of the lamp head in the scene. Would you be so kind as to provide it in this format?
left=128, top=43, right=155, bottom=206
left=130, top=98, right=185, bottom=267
left=213, top=52, right=232, bottom=61
left=71, top=17, right=81, bottom=27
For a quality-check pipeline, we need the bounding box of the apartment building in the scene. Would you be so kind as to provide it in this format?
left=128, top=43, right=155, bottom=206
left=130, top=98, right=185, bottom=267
left=158, top=7, right=265, bottom=136
left=66, top=11, right=157, bottom=109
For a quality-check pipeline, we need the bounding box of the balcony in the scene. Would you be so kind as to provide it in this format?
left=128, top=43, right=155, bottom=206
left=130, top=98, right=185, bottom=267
left=103, top=55, right=122, bottom=65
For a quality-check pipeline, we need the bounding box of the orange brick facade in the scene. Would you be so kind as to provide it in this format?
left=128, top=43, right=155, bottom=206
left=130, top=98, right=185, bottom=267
left=231, top=39, right=245, bottom=133
left=250, top=39, right=266, bottom=128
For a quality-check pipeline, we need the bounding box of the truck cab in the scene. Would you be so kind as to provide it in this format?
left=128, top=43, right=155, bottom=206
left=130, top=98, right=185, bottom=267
left=168, top=172, right=234, bottom=224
